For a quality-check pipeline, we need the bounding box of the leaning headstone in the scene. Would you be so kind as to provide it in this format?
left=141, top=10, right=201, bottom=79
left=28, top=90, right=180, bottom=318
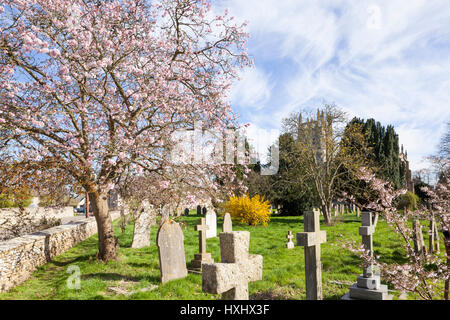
left=286, top=231, right=294, bottom=249
left=297, top=209, right=327, bottom=300
left=189, top=218, right=214, bottom=272
left=205, top=209, right=217, bottom=239
left=157, top=220, right=188, bottom=284
left=413, top=219, right=427, bottom=259
left=342, top=212, right=392, bottom=300
left=429, top=216, right=435, bottom=253
left=131, top=207, right=156, bottom=248
left=160, top=205, right=171, bottom=225
left=202, top=231, right=263, bottom=300
left=222, top=212, right=232, bottom=233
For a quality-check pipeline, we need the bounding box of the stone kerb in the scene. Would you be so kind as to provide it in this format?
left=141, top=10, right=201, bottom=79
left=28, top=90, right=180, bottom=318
left=0, top=210, right=121, bottom=293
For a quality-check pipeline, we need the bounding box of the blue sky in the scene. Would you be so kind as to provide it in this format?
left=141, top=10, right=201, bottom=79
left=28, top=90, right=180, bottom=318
left=213, top=0, right=450, bottom=172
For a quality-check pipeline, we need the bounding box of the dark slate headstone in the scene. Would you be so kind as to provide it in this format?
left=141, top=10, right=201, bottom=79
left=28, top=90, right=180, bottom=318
left=197, top=205, right=202, bottom=216
left=156, top=220, right=188, bottom=284
left=184, top=208, right=190, bottom=216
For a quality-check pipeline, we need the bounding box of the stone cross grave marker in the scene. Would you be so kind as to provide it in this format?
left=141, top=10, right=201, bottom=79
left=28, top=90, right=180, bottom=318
left=286, top=231, right=294, bottom=249
left=297, top=209, right=327, bottom=300
left=202, top=231, right=263, bottom=300
left=343, top=211, right=392, bottom=300
left=205, top=209, right=217, bottom=239
left=157, top=220, right=188, bottom=284
left=131, top=207, right=156, bottom=248
left=222, top=212, right=232, bottom=233
left=189, top=218, right=214, bottom=272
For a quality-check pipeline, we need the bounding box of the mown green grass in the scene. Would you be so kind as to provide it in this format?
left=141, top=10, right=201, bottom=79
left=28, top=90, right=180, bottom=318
left=0, top=211, right=445, bottom=300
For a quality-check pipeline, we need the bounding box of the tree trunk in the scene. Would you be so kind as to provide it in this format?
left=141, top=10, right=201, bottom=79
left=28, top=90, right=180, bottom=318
left=90, top=191, right=117, bottom=261
left=444, top=230, right=449, bottom=300
left=321, top=202, right=332, bottom=225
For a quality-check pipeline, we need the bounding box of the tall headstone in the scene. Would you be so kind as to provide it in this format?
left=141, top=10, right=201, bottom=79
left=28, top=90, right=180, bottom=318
left=197, top=205, right=202, bottom=216
left=342, top=212, right=392, bottom=300
left=413, top=219, right=427, bottom=259
left=131, top=207, right=156, bottom=248
left=340, top=204, right=344, bottom=215
left=286, top=231, right=294, bottom=249
left=157, top=220, right=188, bottom=284
left=160, top=204, right=171, bottom=225
left=356, top=207, right=361, bottom=218
left=202, top=206, right=207, bottom=215
left=297, top=209, right=327, bottom=300
left=222, top=213, right=232, bottom=233
left=205, top=209, right=217, bottom=239
left=202, top=231, right=263, bottom=300
left=190, top=218, right=214, bottom=272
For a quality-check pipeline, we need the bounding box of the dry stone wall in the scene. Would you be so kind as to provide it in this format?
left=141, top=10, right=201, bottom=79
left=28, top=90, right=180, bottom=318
left=0, top=210, right=121, bottom=293
left=0, top=206, right=75, bottom=241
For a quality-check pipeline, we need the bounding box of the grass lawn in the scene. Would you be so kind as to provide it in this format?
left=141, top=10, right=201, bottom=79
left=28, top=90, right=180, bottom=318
left=0, top=211, right=445, bottom=300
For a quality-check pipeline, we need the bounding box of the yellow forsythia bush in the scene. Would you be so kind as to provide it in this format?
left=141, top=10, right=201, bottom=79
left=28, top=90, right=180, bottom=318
left=223, top=194, right=272, bottom=226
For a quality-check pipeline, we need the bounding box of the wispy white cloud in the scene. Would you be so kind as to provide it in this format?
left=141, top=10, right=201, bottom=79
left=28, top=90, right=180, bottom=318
left=214, top=0, right=450, bottom=171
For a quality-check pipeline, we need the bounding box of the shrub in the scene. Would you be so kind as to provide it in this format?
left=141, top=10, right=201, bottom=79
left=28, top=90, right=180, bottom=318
left=396, top=191, right=421, bottom=211
left=223, top=194, right=272, bottom=226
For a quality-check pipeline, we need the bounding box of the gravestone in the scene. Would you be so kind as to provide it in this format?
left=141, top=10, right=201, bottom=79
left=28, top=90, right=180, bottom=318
left=222, top=212, right=232, bottom=233
left=184, top=208, right=190, bottom=216
left=160, top=204, right=171, bottom=225
left=202, top=206, right=207, bottom=215
left=342, top=212, right=392, bottom=300
left=189, top=218, right=214, bottom=272
left=205, top=209, right=217, bottom=239
left=340, top=204, right=344, bottom=215
left=413, top=219, right=427, bottom=259
left=131, top=207, right=156, bottom=248
left=286, top=231, right=294, bottom=249
left=297, top=209, right=327, bottom=300
left=197, top=205, right=202, bottom=216
left=334, top=204, right=338, bottom=217
left=202, top=231, right=263, bottom=300
left=356, top=207, right=361, bottom=218
left=157, top=219, right=188, bottom=284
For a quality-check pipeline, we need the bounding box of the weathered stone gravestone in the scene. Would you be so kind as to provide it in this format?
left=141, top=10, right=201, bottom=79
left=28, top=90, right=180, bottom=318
left=205, top=209, right=217, bottom=239
left=356, top=207, right=361, bottom=218
left=342, top=212, right=392, bottom=300
left=202, top=206, right=207, bottom=215
left=202, top=231, right=263, bottom=300
left=184, top=208, right=190, bottom=216
left=197, top=205, right=202, bottom=216
left=131, top=206, right=156, bottom=249
left=286, top=231, right=294, bottom=249
left=160, top=204, right=171, bottom=225
left=297, top=209, right=327, bottom=300
left=189, top=218, right=214, bottom=272
left=413, top=219, right=427, bottom=259
left=156, top=220, right=188, bottom=284
left=222, top=212, right=232, bottom=233
left=428, top=214, right=440, bottom=253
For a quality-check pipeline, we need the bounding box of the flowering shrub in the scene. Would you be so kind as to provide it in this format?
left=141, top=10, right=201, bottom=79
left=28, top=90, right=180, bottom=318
left=223, top=194, right=271, bottom=226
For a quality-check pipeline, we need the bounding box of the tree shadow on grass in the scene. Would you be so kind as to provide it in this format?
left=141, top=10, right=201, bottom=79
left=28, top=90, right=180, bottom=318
left=81, top=272, right=159, bottom=283
left=51, top=254, right=94, bottom=267
left=250, top=290, right=297, bottom=300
